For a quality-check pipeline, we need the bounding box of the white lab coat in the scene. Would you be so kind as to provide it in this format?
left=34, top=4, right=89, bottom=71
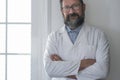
left=43, top=23, right=110, bottom=80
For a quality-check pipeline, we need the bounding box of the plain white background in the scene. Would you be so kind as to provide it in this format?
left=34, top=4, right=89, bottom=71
left=32, top=0, right=120, bottom=80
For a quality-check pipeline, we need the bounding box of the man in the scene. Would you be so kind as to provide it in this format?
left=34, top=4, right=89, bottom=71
left=44, top=0, right=110, bottom=80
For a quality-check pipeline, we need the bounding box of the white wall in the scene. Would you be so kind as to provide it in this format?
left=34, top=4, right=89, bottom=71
left=32, top=0, right=51, bottom=80
left=51, top=0, right=120, bottom=80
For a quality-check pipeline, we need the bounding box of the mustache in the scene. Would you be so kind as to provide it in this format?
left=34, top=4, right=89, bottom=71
left=67, top=13, right=79, bottom=19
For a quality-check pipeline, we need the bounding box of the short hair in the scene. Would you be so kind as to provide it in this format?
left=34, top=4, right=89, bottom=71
left=60, top=0, right=84, bottom=8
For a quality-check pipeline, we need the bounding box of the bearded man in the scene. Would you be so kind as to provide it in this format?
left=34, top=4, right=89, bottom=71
left=44, top=0, right=110, bottom=80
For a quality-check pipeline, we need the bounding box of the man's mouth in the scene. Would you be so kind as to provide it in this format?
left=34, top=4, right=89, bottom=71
left=69, top=16, right=78, bottom=21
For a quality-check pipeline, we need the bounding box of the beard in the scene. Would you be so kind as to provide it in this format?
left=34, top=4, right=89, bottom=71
left=64, top=13, right=85, bottom=29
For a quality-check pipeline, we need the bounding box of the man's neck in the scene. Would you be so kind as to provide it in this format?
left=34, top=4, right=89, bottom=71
left=69, top=26, right=79, bottom=30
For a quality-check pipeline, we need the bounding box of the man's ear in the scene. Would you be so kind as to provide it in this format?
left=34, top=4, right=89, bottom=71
left=61, top=9, right=65, bottom=18
left=82, top=3, right=86, bottom=12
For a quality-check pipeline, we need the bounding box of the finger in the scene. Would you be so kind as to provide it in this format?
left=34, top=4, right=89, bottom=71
left=50, top=54, right=56, bottom=59
left=51, top=55, right=59, bottom=61
left=50, top=55, right=56, bottom=61
left=54, top=56, right=60, bottom=60
left=50, top=54, right=62, bottom=61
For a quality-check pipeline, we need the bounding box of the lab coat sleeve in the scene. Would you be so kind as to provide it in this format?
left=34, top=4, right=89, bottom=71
left=43, top=33, right=80, bottom=78
left=77, top=31, right=110, bottom=79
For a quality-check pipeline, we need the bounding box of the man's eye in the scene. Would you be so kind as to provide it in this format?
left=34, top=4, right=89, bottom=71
left=73, top=4, right=80, bottom=7
left=65, top=6, right=70, bottom=9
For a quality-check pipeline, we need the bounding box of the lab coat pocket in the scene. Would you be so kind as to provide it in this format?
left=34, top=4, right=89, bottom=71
left=78, top=45, right=96, bottom=59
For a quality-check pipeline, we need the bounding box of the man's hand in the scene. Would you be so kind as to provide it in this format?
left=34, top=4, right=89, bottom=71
left=50, top=54, right=63, bottom=61
left=79, top=59, right=96, bottom=71
left=67, top=75, right=77, bottom=79
left=50, top=54, right=77, bottom=79
left=50, top=55, right=96, bottom=79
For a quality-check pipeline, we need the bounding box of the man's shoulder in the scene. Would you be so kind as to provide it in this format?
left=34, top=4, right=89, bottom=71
left=48, top=25, right=65, bottom=39
left=84, top=23, right=104, bottom=34
left=83, top=24, right=108, bottom=41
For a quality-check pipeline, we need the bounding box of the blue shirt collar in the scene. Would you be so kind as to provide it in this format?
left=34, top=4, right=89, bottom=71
left=65, top=25, right=82, bottom=33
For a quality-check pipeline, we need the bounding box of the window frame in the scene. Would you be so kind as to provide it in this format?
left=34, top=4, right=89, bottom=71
left=0, top=0, right=31, bottom=80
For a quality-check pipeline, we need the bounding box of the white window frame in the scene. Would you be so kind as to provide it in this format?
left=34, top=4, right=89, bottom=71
left=0, top=0, right=31, bottom=80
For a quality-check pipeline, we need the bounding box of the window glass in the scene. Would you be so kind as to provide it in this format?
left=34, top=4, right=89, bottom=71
left=7, top=55, right=31, bottom=80
left=0, top=55, right=5, bottom=80
left=0, top=25, right=6, bottom=53
left=0, top=0, right=6, bottom=22
left=7, top=24, right=31, bottom=53
left=8, top=0, right=31, bottom=22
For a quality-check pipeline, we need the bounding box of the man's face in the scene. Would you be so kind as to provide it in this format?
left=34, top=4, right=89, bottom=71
left=61, top=0, right=85, bottom=29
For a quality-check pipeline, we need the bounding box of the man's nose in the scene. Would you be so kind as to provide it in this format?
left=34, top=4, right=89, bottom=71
left=69, top=8, right=75, bottom=14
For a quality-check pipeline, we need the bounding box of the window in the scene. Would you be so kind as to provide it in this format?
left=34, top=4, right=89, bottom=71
left=0, top=0, right=31, bottom=80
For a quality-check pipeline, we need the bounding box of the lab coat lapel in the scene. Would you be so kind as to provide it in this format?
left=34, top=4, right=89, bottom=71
left=60, top=24, right=87, bottom=48
left=74, top=23, right=86, bottom=46
left=60, top=26, right=74, bottom=47
left=58, top=26, right=76, bottom=60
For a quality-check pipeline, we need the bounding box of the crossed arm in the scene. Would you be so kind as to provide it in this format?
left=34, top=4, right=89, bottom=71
left=44, top=31, right=109, bottom=79
left=50, top=54, right=96, bottom=79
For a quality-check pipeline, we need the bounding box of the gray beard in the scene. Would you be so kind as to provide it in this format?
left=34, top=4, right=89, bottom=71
left=67, top=18, right=81, bottom=29
left=64, top=13, right=84, bottom=29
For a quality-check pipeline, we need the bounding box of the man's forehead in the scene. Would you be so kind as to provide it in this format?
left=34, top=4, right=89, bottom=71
left=62, top=0, right=80, bottom=6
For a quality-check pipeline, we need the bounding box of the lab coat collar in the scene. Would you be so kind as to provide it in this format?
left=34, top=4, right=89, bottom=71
left=65, top=25, right=82, bottom=33
left=58, top=23, right=87, bottom=46
left=59, top=23, right=86, bottom=34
